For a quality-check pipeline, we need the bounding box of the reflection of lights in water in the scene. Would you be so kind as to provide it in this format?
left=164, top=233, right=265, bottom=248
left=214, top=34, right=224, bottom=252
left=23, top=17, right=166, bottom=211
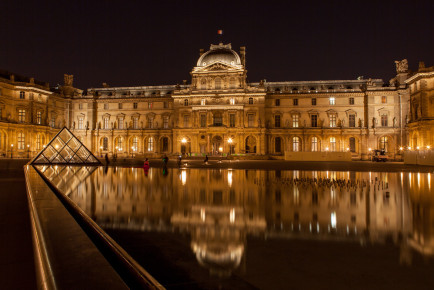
left=228, top=171, right=232, bottom=187
left=293, top=170, right=299, bottom=179
left=230, top=208, right=235, bottom=223
left=428, top=173, right=431, bottom=190
left=331, top=212, right=337, bottom=229
left=417, top=173, right=420, bottom=188
left=326, top=171, right=329, bottom=179
left=409, top=173, right=412, bottom=188
left=200, top=208, right=206, bottom=222
left=401, top=172, right=403, bottom=186
left=181, top=170, right=187, bottom=185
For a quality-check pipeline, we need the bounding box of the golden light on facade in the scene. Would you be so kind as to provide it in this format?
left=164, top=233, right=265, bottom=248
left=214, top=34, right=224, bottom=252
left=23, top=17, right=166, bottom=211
left=230, top=208, right=235, bottom=223
left=181, top=169, right=187, bottom=185
left=228, top=138, right=233, bottom=144
left=417, top=146, right=420, bottom=150
left=228, top=170, right=233, bottom=187
left=219, top=147, right=223, bottom=152
left=325, top=147, right=329, bottom=151
left=408, top=146, right=411, bottom=150
left=427, top=145, right=431, bottom=149
left=399, top=147, right=403, bottom=151
left=181, top=138, right=187, bottom=143
left=368, top=147, right=372, bottom=151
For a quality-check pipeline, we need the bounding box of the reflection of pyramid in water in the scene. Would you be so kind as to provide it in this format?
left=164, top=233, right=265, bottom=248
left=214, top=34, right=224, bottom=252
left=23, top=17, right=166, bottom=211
left=30, top=127, right=101, bottom=165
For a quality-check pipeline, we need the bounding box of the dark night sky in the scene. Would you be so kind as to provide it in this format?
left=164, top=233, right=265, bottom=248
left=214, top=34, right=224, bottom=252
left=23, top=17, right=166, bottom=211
left=0, top=0, right=433, bottom=89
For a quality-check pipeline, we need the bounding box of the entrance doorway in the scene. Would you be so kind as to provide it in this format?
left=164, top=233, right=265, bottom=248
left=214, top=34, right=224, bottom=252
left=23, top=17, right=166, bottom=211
left=211, top=135, right=223, bottom=155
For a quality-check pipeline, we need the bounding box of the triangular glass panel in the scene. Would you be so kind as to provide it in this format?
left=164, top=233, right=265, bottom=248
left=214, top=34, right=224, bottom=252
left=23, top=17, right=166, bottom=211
left=30, top=127, right=101, bottom=165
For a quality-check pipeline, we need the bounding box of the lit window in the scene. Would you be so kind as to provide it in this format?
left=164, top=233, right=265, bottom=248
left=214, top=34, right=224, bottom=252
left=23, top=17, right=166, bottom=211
left=331, top=212, right=337, bottom=228
left=50, top=117, right=55, bottom=128
left=201, top=99, right=206, bottom=105
left=293, top=137, right=300, bottom=152
left=148, top=102, right=153, bottom=109
left=18, top=109, right=26, bottom=123
left=132, top=137, right=138, bottom=151
left=329, top=97, right=335, bottom=105
left=381, top=96, right=387, bottom=104
left=292, top=114, right=299, bottom=128
left=117, top=138, right=123, bottom=150
left=230, top=98, right=235, bottom=105
left=36, top=134, right=41, bottom=150
left=329, top=115, right=336, bottom=127
left=18, top=132, right=25, bottom=150
left=79, top=103, right=83, bottom=109
left=330, top=137, right=336, bottom=151
left=133, top=117, right=138, bottom=129
left=380, top=136, right=388, bottom=152
left=311, top=137, right=318, bottom=152
left=36, top=111, right=42, bottom=125
left=148, top=137, right=154, bottom=151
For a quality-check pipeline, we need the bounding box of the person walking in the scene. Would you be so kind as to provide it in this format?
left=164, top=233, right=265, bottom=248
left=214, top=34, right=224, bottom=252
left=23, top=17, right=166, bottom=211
left=143, top=158, right=150, bottom=170
left=204, top=155, right=209, bottom=165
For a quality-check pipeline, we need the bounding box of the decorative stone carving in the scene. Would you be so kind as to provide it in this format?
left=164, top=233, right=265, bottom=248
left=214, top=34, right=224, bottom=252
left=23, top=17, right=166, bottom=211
left=64, top=74, right=74, bottom=86
left=395, top=59, right=408, bottom=73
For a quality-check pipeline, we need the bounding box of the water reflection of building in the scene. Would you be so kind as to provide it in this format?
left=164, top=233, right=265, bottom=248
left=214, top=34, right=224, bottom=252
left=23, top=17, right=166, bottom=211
left=65, top=168, right=433, bottom=274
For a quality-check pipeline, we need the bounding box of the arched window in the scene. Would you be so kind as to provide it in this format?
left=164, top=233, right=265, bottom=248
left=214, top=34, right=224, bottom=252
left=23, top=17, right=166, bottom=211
left=349, top=137, right=356, bottom=152
left=161, top=137, right=169, bottom=152
left=36, top=134, right=41, bottom=150
left=293, top=137, right=300, bottom=152
left=147, top=137, right=154, bottom=152
left=18, top=132, right=25, bottom=150
left=275, top=137, right=281, bottom=153
left=380, top=136, right=388, bottom=152
left=117, top=138, right=123, bottom=151
left=311, top=137, right=318, bottom=152
left=103, top=137, right=108, bottom=150
left=215, top=78, right=222, bottom=90
left=184, top=99, right=189, bottom=106
left=330, top=137, right=336, bottom=152
left=132, top=137, right=138, bottom=151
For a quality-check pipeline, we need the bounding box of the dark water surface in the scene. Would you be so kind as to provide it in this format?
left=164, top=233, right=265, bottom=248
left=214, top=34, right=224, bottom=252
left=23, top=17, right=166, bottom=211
left=37, top=166, right=434, bottom=289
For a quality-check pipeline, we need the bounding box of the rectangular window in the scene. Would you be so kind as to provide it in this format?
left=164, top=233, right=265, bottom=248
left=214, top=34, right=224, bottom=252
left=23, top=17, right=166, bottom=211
left=248, top=98, right=253, bottom=105
left=292, top=114, right=299, bottom=128
left=163, top=116, right=169, bottom=129
left=133, top=103, right=138, bottom=109
left=275, top=99, right=280, bottom=106
left=36, top=135, right=41, bottom=150
left=248, top=114, right=254, bottom=127
left=78, top=118, right=84, bottom=129
left=311, top=115, right=318, bottom=127
left=79, top=103, right=83, bottom=110
left=349, top=97, right=354, bottom=105
left=330, top=137, right=336, bottom=152
left=349, top=114, right=355, bottom=127
left=329, top=97, right=336, bottom=105
left=312, top=98, right=316, bottom=106
left=104, top=118, right=109, bottom=129
left=118, top=117, right=124, bottom=129
left=275, top=115, right=281, bottom=127
left=200, top=115, right=206, bottom=127
left=36, top=111, right=42, bottom=125
left=104, top=103, right=109, bottom=110
left=148, top=118, right=153, bottom=129
left=293, top=99, right=298, bottom=106
left=133, top=117, right=138, bottom=129
left=163, top=101, right=169, bottom=108
left=184, top=115, right=189, bottom=128
left=118, top=103, right=122, bottom=109
left=148, top=102, right=153, bottom=109
left=20, top=91, right=25, bottom=99
left=50, top=117, right=55, bottom=128
left=311, top=137, right=318, bottom=152
left=229, top=114, right=235, bottom=127
left=381, top=96, right=387, bottom=104
left=18, top=133, right=25, bottom=150
left=329, top=115, right=336, bottom=127
left=381, top=115, right=388, bottom=127
left=18, top=109, right=26, bottom=123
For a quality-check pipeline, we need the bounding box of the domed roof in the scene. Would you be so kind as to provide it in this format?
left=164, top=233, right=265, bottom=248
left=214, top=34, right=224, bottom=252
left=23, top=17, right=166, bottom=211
left=197, top=43, right=241, bottom=67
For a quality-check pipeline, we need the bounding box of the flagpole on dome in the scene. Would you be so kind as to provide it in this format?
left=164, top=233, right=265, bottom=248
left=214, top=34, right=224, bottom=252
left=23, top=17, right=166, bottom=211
left=217, top=29, right=224, bottom=44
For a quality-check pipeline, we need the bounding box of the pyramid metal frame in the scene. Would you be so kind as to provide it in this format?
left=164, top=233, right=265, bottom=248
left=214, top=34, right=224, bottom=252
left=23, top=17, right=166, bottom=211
left=30, top=127, right=102, bottom=165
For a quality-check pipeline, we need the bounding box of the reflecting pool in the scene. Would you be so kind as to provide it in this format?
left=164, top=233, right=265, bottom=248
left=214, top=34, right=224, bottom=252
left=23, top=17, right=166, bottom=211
left=37, top=166, right=434, bottom=289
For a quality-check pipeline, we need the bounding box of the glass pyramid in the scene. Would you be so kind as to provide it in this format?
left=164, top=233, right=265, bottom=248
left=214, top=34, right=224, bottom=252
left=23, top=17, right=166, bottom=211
left=30, top=127, right=102, bottom=165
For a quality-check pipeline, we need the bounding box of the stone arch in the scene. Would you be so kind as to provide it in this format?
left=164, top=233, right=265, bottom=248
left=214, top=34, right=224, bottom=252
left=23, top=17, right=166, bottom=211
left=159, top=136, right=171, bottom=153
left=245, top=135, right=257, bottom=153
left=378, top=135, right=394, bottom=152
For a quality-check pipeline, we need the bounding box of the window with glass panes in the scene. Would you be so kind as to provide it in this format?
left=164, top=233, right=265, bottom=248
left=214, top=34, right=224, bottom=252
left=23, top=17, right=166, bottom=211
left=104, top=103, right=109, bottom=110
left=311, top=115, right=318, bottom=127
left=118, top=117, right=124, bottom=129
left=163, top=101, right=168, bottom=108
left=78, top=117, right=84, bottom=129
left=132, top=137, right=138, bottom=151
left=104, top=118, right=109, bottom=129
left=349, top=114, right=356, bottom=127
left=349, top=137, right=356, bottom=152
left=103, top=137, right=108, bottom=150
left=213, top=113, right=222, bottom=126
left=184, top=99, right=188, bottom=106
left=275, top=99, right=280, bottom=106
left=293, top=137, right=300, bottom=152
left=381, top=96, right=387, bottom=104
left=117, top=138, right=123, bottom=150
left=148, top=137, right=154, bottom=151
left=133, top=117, right=138, bottom=129
left=18, top=132, right=25, bottom=149
left=380, top=136, right=388, bottom=151
left=118, top=103, right=122, bottom=109
left=37, top=111, right=42, bottom=124
left=330, top=137, right=336, bottom=151
left=248, top=98, right=253, bottom=104
left=349, top=97, right=354, bottom=105
left=229, top=114, right=235, bottom=127
left=183, top=115, right=189, bottom=127
left=20, top=91, right=25, bottom=99
left=329, top=115, right=337, bottom=127
left=292, top=114, right=299, bottom=128
left=133, top=103, right=138, bottom=109
left=36, top=134, right=41, bottom=150
left=275, top=115, right=281, bottom=127
left=163, top=116, right=169, bottom=128
left=50, top=117, right=55, bottom=128
left=201, top=99, right=206, bottom=105
left=381, top=115, right=388, bottom=127
left=248, top=114, right=254, bottom=127
left=329, top=97, right=335, bottom=105
left=148, top=118, right=153, bottom=128
left=18, top=109, right=26, bottom=122
left=293, top=99, right=298, bottom=106
left=148, top=102, right=153, bottom=109
left=311, top=137, right=318, bottom=152
left=311, top=98, right=316, bottom=106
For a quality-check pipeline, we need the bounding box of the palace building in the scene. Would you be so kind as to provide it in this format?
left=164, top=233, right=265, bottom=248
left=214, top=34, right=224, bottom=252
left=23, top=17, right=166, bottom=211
left=1, top=43, right=432, bottom=160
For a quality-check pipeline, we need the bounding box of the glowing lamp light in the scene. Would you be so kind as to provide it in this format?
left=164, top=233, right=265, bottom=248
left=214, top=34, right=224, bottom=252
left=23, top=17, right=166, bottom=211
left=427, top=145, right=431, bottom=149
left=399, top=147, right=403, bottom=151
left=417, top=146, right=420, bottom=150
left=219, top=146, right=223, bottom=152
left=346, top=147, right=350, bottom=151
left=408, top=146, right=411, bottom=150
left=11, top=144, right=13, bottom=147
left=368, top=148, right=372, bottom=152
left=55, top=144, right=59, bottom=149
left=228, top=138, right=233, bottom=144
left=181, top=138, right=187, bottom=143
left=325, top=147, right=329, bottom=151
left=27, top=144, right=30, bottom=148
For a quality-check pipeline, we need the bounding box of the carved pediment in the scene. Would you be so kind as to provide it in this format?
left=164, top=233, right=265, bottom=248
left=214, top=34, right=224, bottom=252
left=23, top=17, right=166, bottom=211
left=345, top=109, right=357, bottom=117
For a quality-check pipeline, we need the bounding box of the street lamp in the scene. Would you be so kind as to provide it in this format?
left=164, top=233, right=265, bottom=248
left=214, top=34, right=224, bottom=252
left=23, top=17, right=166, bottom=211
left=181, top=138, right=187, bottom=155
left=27, top=144, right=30, bottom=158
left=10, top=144, right=13, bottom=158
left=228, top=138, right=233, bottom=155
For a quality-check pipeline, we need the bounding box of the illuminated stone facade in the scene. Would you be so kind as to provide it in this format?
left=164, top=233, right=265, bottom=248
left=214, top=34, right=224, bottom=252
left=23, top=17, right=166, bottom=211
left=1, top=44, right=423, bottom=160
